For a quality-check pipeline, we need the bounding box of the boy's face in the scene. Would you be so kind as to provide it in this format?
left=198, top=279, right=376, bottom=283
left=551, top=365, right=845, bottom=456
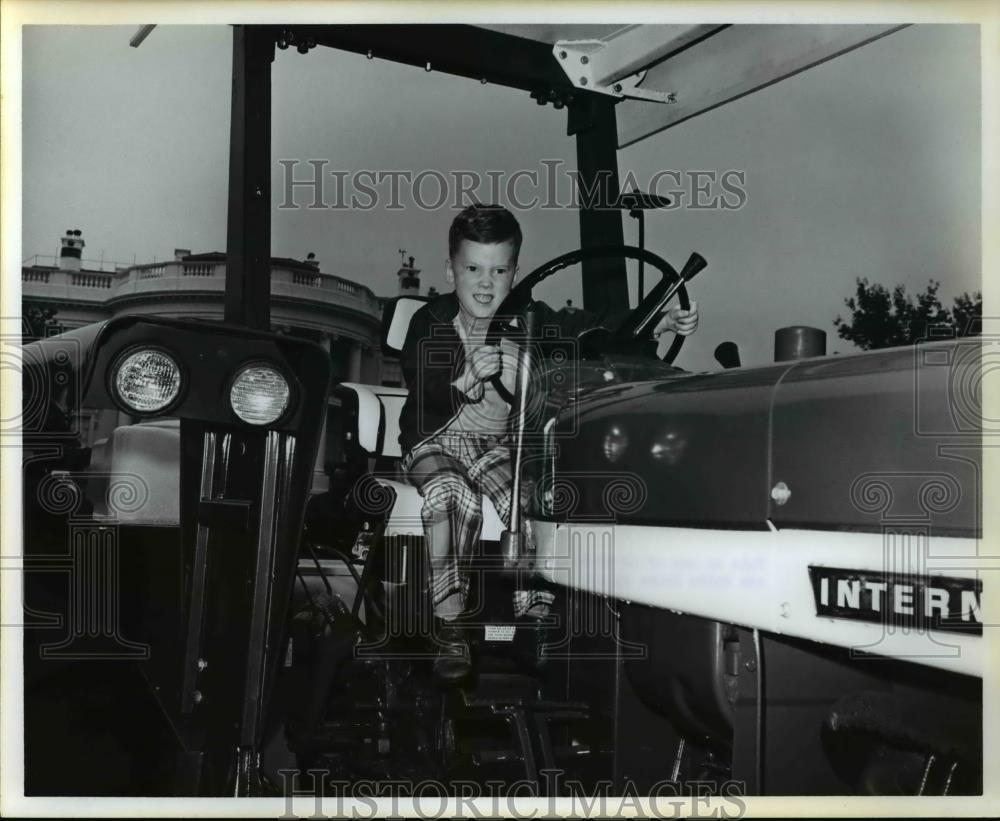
left=446, top=239, right=518, bottom=324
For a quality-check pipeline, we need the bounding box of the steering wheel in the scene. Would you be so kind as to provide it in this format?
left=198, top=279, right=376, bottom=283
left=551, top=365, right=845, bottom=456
left=484, top=245, right=693, bottom=404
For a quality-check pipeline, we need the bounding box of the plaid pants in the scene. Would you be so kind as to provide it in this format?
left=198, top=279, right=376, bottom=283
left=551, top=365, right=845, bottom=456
left=403, top=432, right=554, bottom=621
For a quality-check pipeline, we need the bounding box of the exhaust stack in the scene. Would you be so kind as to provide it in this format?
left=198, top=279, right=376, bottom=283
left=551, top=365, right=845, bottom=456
left=774, top=326, right=826, bottom=362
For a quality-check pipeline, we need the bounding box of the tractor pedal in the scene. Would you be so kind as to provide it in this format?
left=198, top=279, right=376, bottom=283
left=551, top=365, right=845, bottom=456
left=460, top=672, right=541, bottom=707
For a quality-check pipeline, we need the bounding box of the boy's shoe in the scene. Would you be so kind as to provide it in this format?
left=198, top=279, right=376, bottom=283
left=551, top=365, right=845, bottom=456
left=512, top=616, right=550, bottom=673
left=433, top=620, right=472, bottom=685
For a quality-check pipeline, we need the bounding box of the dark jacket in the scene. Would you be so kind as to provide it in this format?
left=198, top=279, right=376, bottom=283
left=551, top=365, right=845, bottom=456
left=398, top=291, right=620, bottom=455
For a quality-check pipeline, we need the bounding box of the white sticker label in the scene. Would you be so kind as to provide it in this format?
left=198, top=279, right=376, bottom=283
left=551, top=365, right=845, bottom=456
left=484, top=624, right=517, bottom=642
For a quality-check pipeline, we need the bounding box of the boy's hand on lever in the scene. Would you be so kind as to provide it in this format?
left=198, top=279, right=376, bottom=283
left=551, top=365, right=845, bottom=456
left=469, top=344, right=502, bottom=381
left=654, top=300, right=699, bottom=338
left=454, top=344, right=501, bottom=399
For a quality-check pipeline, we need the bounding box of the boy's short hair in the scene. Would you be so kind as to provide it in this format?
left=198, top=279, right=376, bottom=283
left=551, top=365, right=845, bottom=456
left=448, top=203, right=522, bottom=263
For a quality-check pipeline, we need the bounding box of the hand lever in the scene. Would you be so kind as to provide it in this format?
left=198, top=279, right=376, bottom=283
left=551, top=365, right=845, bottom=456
left=615, top=252, right=707, bottom=342
left=500, top=302, right=539, bottom=570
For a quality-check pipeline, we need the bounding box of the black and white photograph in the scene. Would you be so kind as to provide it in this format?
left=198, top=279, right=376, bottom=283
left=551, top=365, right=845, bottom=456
left=2, top=1, right=996, bottom=816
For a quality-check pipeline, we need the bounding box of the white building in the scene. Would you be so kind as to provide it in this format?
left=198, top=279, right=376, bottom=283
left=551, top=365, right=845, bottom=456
left=23, top=232, right=405, bottom=382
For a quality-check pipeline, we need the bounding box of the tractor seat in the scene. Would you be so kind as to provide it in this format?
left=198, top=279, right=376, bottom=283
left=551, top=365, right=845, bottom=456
left=85, top=418, right=181, bottom=525
left=333, top=381, right=504, bottom=541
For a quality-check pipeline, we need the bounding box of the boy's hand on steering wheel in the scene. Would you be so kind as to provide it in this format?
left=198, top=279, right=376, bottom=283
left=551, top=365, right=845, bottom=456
left=654, top=301, right=699, bottom=338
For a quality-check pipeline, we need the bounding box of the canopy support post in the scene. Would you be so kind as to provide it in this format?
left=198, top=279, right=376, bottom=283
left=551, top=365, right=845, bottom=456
left=570, top=95, right=629, bottom=314
left=225, top=25, right=274, bottom=329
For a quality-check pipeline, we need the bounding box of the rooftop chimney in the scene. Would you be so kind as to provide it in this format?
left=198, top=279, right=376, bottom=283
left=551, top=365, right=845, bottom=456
left=58, top=228, right=85, bottom=271
left=397, top=254, right=421, bottom=296
left=174, top=248, right=191, bottom=261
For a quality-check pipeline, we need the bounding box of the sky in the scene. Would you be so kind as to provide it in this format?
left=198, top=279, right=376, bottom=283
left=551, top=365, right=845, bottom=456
left=21, top=23, right=981, bottom=371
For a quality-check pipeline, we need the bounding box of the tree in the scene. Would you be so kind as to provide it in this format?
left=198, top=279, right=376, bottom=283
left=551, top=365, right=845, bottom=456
left=952, top=291, right=983, bottom=337
left=834, top=278, right=981, bottom=351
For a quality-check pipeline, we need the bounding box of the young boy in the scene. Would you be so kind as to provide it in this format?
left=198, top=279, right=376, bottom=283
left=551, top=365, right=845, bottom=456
left=398, top=204, right=698, bottom=683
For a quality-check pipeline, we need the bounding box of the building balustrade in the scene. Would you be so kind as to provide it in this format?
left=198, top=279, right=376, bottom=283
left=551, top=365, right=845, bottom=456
left=270, top=266, right=378, bottom=314
left=70, top=273, right=113, bottom=289
left=292, top=271, right=322, bottom=287
left=182, top=263, right=215, bottom=277
left=22, top=257, right=382, bottom=319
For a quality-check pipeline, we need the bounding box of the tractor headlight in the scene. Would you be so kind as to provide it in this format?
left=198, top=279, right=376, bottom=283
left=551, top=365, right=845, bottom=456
left=603, top=423, right=628, bottom=463
left=650, top=429, right=687, bottom=466
left=113, top=348, right=182, bottom=413
left=229, top=363, right=291, bottom=425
